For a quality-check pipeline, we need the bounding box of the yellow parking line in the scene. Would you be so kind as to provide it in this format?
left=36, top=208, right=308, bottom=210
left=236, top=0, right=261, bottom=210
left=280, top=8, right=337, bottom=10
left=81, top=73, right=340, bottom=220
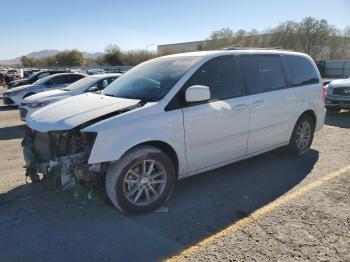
left=165, top=164, right=350, bottom=262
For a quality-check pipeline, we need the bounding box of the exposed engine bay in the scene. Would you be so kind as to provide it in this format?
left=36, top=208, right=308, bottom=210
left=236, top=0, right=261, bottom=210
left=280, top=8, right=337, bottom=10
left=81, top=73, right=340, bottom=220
left=21, top=95, right=143, bottom=198
left=22, top=126, right=104, bottom=191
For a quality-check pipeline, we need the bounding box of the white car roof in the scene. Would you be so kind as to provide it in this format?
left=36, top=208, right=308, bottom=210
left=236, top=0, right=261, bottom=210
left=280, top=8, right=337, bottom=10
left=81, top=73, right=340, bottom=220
left=89, top=73, right=122, bottom=78
left=160, top=49, right=310, bottom=59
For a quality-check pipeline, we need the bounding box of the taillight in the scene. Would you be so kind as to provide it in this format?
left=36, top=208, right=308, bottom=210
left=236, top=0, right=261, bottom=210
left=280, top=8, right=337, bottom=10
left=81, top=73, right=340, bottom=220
left=322, top=86, right=327, bottom=102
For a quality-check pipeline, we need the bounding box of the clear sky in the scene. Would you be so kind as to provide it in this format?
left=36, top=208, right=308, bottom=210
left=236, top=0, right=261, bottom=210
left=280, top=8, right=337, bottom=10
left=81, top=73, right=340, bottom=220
left=1, top=0, right=349, bottom=59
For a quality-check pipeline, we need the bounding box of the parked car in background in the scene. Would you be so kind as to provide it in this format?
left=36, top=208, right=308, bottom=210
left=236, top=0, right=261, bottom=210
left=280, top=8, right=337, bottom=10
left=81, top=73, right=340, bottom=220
left=24, top=50, right=324, bottom=214
left=20, top=73, right=121, bottom=120
left=7, top=69, right=70, bottom=88
left=23, top=68, right=41, bottom=78
left=324, top=77, right=350, bottom=112
left=0, top=72, right=12, bottom=87
left=86, top=68, right=106, bottom=75
left=3, top=72, right=87, bottom=106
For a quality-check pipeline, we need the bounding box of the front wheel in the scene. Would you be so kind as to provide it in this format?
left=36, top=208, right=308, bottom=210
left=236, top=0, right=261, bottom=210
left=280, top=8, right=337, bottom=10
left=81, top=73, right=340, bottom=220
left=106, top=145, right=176, bottom=214
left=288, top=115, right=315, bottom=155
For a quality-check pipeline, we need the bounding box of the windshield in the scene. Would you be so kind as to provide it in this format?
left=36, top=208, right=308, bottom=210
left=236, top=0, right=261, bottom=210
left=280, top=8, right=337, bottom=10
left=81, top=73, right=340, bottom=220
left=27, top=71, right=42, bottom=80
left=63, top=76, right=97, bottom=91
left=102, top=56, right=200, bottom=102
left=33, top=75, right=51, bottom=85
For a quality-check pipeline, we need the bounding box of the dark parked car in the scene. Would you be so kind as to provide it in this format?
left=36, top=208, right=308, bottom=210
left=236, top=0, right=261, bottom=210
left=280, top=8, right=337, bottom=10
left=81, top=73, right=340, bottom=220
left=8, top=70, right=70, bottom=89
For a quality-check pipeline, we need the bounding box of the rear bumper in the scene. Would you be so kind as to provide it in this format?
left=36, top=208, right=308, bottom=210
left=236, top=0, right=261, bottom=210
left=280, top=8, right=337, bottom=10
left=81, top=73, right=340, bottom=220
left=325, top=100, right=350, bottom=110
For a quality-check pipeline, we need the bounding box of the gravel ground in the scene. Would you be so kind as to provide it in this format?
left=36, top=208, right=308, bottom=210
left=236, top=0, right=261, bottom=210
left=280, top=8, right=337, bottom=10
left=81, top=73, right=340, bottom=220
left=178, top=172, right=350, bottom=262
left=0, top=96, right=349, bottom=261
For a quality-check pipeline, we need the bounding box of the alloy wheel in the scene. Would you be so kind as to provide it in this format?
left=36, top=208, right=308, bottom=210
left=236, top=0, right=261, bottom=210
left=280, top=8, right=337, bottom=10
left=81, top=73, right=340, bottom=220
left=295, top=120, right=312, bottom=151
left=123, top=160, right=167, bottom=206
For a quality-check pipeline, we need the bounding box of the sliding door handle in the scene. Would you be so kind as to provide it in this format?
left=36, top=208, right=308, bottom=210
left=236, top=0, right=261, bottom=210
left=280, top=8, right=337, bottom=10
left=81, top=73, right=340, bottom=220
left=232, top=104, right=248, bottom=110
left=253, top=100, right=265, bottom=108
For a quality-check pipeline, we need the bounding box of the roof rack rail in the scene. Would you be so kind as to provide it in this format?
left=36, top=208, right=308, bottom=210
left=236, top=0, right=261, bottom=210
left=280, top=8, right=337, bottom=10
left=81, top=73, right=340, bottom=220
left=221, top=45, right=290, bottom=51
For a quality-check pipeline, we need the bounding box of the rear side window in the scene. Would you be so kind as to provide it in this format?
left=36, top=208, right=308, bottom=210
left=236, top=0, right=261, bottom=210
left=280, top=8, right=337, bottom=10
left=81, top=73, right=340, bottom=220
left=70, top=74, right=85, bottom=82
left=284, top=55, right=319, bottom=86
left=49, top=75, right=69, bottom=85
left=186, top=56, right=241, bottom=100
left=240, top=55, right=287, bottom=95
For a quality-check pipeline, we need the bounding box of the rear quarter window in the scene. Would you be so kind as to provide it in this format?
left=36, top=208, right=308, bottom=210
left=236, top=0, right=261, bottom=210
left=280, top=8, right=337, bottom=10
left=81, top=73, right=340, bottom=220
left=70, top=74, right=85, bottom=82
left=284, top=55, right=319, bottom=86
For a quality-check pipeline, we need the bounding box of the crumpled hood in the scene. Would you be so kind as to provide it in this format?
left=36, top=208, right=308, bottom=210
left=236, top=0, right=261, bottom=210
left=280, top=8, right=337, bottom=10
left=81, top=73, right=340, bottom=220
left=329, top=78, right=350, bottom=88
left=23, top=89, right=73, bottom=103
left=27, top=93, right=141, bottom=132
left=4, top=84, right=33, bottom=94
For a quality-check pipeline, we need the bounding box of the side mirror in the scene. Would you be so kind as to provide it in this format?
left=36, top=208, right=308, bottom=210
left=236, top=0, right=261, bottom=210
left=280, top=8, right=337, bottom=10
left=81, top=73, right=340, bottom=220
left=102, top=80, right=108, bottom=89
left=185, top=85, right=211, bottom=103
left=88, top=86, right=98, bottom=92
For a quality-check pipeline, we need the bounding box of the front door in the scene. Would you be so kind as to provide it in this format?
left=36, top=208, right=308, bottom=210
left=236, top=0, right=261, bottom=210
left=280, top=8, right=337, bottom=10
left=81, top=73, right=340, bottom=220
left=44, top=75, right=70, bottom=91
left=182, top=55, right=250, bottom=173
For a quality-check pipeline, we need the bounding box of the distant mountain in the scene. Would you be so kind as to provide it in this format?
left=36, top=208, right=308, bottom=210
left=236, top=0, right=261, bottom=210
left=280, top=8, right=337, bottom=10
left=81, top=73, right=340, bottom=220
left=0, top=50, right=104, bottom=65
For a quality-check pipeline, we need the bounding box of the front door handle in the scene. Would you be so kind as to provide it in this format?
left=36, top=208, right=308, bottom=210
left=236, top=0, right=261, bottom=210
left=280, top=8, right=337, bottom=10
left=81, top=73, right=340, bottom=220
left=232, top=104, right=248, bottom=111
left=253, top=100, right=264, bottom=108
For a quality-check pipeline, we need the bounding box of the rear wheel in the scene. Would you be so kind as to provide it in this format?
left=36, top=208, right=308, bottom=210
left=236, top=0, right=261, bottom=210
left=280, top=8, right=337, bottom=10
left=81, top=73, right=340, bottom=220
left=288, top=115, right=315, bottom=155
left=106, top=145, right=176, bottom=214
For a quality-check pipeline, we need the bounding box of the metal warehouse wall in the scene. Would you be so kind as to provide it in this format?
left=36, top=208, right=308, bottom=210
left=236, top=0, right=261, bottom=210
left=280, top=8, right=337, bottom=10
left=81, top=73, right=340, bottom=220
left=325, top=60, right=350, bottom=77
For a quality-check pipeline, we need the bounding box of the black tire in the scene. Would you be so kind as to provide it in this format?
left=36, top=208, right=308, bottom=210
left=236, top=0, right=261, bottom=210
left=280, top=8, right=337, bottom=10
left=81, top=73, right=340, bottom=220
left=326, top=108, right=340, bottom=113
left=106, top=145, right=176, bottom=214
left=288, top=114, right=315, bottom=156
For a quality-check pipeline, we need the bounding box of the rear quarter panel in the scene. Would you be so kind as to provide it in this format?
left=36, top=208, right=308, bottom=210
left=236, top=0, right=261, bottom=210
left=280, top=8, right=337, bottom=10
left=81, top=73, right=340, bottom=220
left=293, top=83, right=325, bottom=132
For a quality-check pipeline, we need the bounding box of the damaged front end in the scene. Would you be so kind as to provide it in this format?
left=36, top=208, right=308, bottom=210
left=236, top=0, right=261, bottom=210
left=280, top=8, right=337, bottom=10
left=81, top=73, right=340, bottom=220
left=22, top=126, right=103, bottom=190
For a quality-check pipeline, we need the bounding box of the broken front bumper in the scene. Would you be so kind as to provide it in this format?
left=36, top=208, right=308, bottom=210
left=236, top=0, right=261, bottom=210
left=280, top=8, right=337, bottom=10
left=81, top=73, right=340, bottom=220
left=22, top=127, right=101, bottom=189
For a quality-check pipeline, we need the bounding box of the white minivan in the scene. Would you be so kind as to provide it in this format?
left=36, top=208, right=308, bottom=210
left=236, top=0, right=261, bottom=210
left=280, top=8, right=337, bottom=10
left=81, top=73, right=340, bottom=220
left=23, top=50, right=325, bottom=214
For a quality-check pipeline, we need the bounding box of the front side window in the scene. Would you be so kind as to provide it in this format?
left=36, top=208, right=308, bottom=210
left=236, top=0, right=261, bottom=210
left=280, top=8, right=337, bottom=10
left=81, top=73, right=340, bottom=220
left=103, top=56, right=200, bottom=102
left=37, top=72, right=49, bottom=79
left=48, top=75, right=69, bottom=85
left=284, top=55, right=319, bottom=86
left=95, top=77, right=117, bottom=90
left=240, top=55, right=287, bottom=95
left=63, top=76, right=97, bottom=91
left=186, top=55, right=241, bottom=100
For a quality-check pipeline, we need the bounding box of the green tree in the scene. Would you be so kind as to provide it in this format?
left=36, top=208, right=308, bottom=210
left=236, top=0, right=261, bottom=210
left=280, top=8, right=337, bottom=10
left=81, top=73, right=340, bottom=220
left=21, top=56, right=37, bottom=67
left=122, top=49, right=157, bottom=65
left=55, top=50, right=85, bottom=67
left=202, top=27, right=236, bottom=50
left=103, top=45, right=123, bottom=65
left=201, top=16, right=349, bottom=59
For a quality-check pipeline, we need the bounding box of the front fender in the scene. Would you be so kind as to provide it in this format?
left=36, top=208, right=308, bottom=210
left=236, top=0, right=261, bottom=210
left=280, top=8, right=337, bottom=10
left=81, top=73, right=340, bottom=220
left=86, top=109, right=187, bottom=175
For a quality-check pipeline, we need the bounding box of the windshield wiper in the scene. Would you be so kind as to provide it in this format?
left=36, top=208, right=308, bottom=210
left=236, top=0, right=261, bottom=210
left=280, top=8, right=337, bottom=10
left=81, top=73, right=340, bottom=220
left=102, top=93, right=116, bottom=97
